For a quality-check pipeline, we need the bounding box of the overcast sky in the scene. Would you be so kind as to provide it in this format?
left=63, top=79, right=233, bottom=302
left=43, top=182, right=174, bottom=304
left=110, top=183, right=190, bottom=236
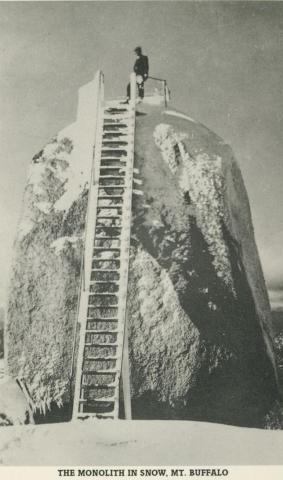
left=0, top=1, right=283, bottom=309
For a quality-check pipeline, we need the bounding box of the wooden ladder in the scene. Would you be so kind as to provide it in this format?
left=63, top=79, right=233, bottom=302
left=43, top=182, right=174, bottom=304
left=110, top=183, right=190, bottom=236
left=72, top=73, right=136, bottom=420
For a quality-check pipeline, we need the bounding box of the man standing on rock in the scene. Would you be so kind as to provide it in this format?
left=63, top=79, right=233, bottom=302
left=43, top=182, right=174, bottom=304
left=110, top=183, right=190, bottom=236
left=123, top=46, right=149, bottom=104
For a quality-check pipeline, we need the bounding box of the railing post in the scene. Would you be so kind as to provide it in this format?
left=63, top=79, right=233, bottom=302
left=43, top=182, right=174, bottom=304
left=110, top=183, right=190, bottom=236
left=130, top=73, right=136, bottom=106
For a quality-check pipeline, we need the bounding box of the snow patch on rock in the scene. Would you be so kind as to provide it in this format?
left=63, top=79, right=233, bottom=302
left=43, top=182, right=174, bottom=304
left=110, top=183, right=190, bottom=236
left=179, top=146, right=233, bottom=290
left=17, top=217, right=35, bottom=241
left=50, top=236, right=80, bottom=256
left=17, top=348, right=67, bottom=413
left=28, top=162, right=47, bottom=196
left=17, top=132, right=91, bottom=240
left=36, top=201, right=52, bottom=215
left=153, top=123, right=233, bottom=290
left=165, top=110, right=197, bottom=123
left=153, top=124, right=187, bottom=174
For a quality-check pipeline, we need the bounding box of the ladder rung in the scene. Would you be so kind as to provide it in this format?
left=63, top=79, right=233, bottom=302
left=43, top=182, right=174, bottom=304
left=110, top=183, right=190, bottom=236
left=100, top=165, right=126, bottom=169
left=88, top=306, right=118, bottom=311
left=99, top=172, right=125, bottom=177
left=102, top=135, right=128, bottom=141
left=84, top=342, right=121, bottom=347
left=103, top=130, right=129, bottom=134
left=77, top=412, right=115, bottom=419
left=87, top=318, right=118, bottom=322
left=92, top=258, right=120, bottom=262
left=82, top=369, right=118, bottom=374
left=103, top=124, right=128, bottom=129
left=82, top=380, right=117, bottom=388
left=103, top=118, right=128, bottom=123
left=102, top=131, right=129, bottom=136
left=103, top=118, right=129, bottom=122
left=94, top=240, right=120, bottom=244
left=103, top=114, right=131, bottom=120
left=84, top=356, right=119, bottom=361
left=81, top=383, right=116, bottom=390
left=89, top=288, right=119, bottom=294
left=102, top=142, right=128, bottom=146
left=97, top=203, right=123, bottom=210
left=105, top=107, right=129, bottom=111
left=97, top=203, right=123, bottom=208
left=95, top=248, right=121, bottom=254
left=100, top=160, right=126, bottom=164
left=95, top=226, right=122, bottom=230
left=101, top=148, right=129, bottom=153
left=99, top=175, right=125, bottom=179
left=98, top=196, right=123, bottom=199
left=92, top=268, right=120, bottom=272
left=98, top=195, right=124, bottom=199
left=98, top=187, right=125, bottom=191
left=79, top=397, right=117, bottom=403
left=94, top=236, right=121, bottom=240
left=97, top=216, right=121, bottom=220
left=95, top=231, right=122, bottom=236
left=85, top=330, right=121, bottom=335
left=103, top=126, right=128, bottom=131
left=98, top=186, right=125, bottom=189
left=93, top=247, right=120, bottom=251
left=104, top=108, right=129, bottom=113
left=94, top=240, right=120, bottom=245
left=88, top=293, right=119, bottom=297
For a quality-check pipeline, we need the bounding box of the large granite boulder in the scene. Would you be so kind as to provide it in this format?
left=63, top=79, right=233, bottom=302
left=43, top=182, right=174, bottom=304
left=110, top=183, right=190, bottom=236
left=6, top=100, right=279, bottom=427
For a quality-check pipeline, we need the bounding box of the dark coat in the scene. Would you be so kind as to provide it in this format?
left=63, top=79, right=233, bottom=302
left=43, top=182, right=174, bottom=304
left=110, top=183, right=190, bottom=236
left=134, top=55, right=149, bottom=79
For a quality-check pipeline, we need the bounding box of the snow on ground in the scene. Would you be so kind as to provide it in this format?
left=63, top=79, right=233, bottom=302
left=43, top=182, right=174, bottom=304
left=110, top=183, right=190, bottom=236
left=0, top=420, right=282, bottom=465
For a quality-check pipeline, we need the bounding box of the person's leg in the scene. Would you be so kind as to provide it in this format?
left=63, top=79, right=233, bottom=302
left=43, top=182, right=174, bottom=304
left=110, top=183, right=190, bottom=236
left=139, top=82, right=144, bottom=99
left=126, top=82, right=131, bottom=99
left=121, top=83, right=130, bottom=104
left=137, top=81, right=144, bottom=100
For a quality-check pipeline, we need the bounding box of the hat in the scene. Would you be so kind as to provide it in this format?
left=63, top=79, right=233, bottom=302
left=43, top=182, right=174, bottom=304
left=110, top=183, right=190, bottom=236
left=134, top=46, right=142, bottom=54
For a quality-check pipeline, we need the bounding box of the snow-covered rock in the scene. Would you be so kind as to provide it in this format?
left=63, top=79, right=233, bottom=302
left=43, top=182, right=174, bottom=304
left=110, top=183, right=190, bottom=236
left=6, top=97, right=279, bottom=428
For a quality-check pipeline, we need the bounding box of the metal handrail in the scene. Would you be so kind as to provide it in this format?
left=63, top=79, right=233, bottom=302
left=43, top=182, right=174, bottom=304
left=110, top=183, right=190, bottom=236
left=147, top=75, right=167, bottom=82
left=146, top=76, right=170, bottom=107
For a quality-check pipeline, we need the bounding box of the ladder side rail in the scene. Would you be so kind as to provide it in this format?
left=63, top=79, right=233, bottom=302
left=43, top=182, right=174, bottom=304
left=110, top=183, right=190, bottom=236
left=114, top=74, right=136, bottom=417
left=72, top=70, right=105, bottom=419
left=121, top=313, right=132, bottom=419
left=84, top=71, right=105, bottom=287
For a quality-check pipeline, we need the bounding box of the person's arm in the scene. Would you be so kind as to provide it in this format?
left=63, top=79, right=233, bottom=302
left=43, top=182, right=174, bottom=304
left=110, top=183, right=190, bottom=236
left=144, top=56, right=149, bottom=78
